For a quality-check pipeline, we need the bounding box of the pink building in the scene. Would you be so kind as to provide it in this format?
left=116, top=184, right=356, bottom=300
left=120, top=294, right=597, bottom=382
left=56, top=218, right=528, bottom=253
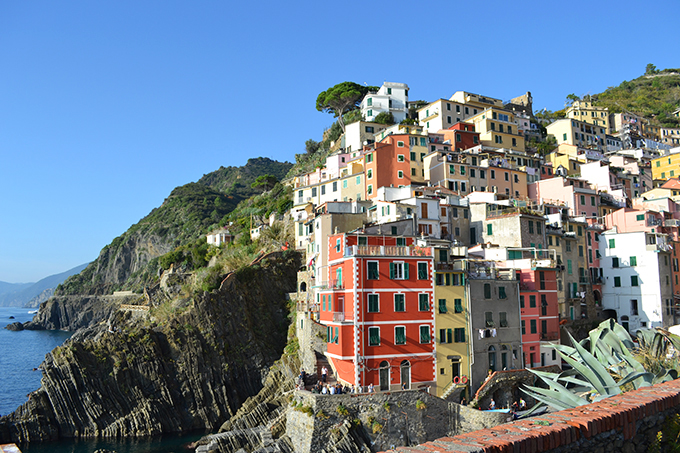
left=529, top=176, right=599, bottom=218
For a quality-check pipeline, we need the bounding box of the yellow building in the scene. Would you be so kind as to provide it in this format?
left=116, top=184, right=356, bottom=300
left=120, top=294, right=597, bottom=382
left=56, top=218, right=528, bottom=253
left=546, top=119, right=607, bottom=152
left=466, top=108, right=526, bottom=152
left=566, top=100, right=610, bottom=130
left=432, top=249, right=470, bottom=400
left=339, top=161, right=365, bottom=202
left=651, top=153, right=680, bottom=182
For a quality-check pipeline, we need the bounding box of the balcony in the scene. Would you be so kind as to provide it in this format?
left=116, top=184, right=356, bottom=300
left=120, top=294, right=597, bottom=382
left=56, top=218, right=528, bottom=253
left=345, top=245, right=433, bottom=258
left=579, top=277, right=589, bottom=284
left=319, top=279, right=344, bottom=290
left=541, top=332, right=559, bottom=341
left=332, top=312, right=354, bottom=322
left=435, top=261, right=466, bottom=271
left=665, top=219, right=680, bottom=227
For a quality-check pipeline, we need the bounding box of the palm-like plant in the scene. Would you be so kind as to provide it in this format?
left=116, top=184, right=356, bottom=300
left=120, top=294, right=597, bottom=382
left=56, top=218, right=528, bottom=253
left=522, top=319, right=679, bottom=411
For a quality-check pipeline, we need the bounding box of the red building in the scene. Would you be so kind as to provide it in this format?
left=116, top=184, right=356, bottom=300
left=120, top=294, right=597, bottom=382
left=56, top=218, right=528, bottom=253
left=319, top=233, right=436, bottom=391
left=518, top=267, right=560, bottom=368
left=364, top=135, right=413, bottom=199
left=440, top=122, right=480, bottom=152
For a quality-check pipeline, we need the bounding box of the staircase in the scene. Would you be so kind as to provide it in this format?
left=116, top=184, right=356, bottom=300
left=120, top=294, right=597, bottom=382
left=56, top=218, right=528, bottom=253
left=314, top=351, right=336, bottom=386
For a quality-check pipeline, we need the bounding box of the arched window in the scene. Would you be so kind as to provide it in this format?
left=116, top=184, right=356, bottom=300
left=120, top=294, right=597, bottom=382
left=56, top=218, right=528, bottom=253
left=379, top=361, right=390, bottom=391
left=300, top=282, right=307, bottom=292
left=501, top=345, right=508, bottom=370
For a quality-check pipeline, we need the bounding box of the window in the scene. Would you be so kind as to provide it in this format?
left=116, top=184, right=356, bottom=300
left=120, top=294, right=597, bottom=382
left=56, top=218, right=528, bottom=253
left=530, top=320, right=537, bottom=334
left=343, top=180, right=347, bottom=189
left=591, top=196, right=596, bottom=206
left=419, top=294, right=429, bottom=311
left=440, top=329, right=451, bottom=344
left=367, top=261, right=379, bottom=279
left=397, top=170, right=404, bottom=179
left=484, top=283, right=491, bottom=299
left=485, top=311, right=494, bottom=327
left=367, top=98, right=372, bottom=106
left=609, top=238, right=615, bottom=248
left=367, top=169, right=373, bottom=179
left=630, top=256, right=637, bottom=266
left=418, top=262, right=428, bottom=279
left=454, top=328, right=465, bottom=343
left=612, top=257, right=619, bottom=268
left=521, top=320, right=526, bottom=335
left=631, top=299, right=639, bottom=316
left=499, top=312, right=508, bottom=327
left=333, top=181, right=337, bottom=192
left=365, top=126, right=374, bottom=133
left=487, top=224, right=493, bottom=235
left=537, top=222, right=542, bottom=234
left=631, top=275, right=639, bottom=287
left=614, top=276, right=621, bottom=287
left=394, top=294, right=405, bottom=312
left=389, top=262, right=409, bottom=279
left=321, top=185, right=326, bottom=195
left=397, top=141, right=404, bottom=147
left=491, top=169, right=496, bottom=179
left=415, top=325, right=431, bottom=346
left=579, top=245, right=584, bottom=257
left=327, top=326, right=338, bottom=344
left=577, top=226, right=582, bottom=236
left=450, top=298, right=462, bottom=314
left=368, top=327, right=380, bottom=346
left=505, top=172, right=509, bottom=181
left=396, top=237, right=405, bottom=245
left=335, top=238, right=341, bottom=253
left=395, top=326, right=406, bottom=345
left=530, top=295, right=536, bottom=308
left=368, top=294, right=379, bottom=312
left=520, top=295, right=525, bottom=308
left=498, top=286, right=507, bottom=299
left=366, top=153, right=373, bottom=163
left=438, top=299, right=447, bottom=313
left=528, top=222, right=534, bottom=234
left=567, top=260, right=572, bottom=275
left=636, top=214, right=645, bottom=221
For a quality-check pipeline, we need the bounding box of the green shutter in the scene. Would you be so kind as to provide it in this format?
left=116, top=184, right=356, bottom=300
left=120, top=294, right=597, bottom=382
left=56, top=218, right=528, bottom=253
left=439, top=299, right=447, bottom=313
left=404, top=263, right=409, bottom=279
left=447, top=329, right=453, bottom=343
left=396, top=327, right=406, bottom=345
left=630, top=256, right=637, bottom=266
left=419, top=294, right=429, bottom=311
left=389, top=263, right=395, bottom=279
left=454, top=299, right=463, bottom=313
left=487, top=223, right=493, bottom=235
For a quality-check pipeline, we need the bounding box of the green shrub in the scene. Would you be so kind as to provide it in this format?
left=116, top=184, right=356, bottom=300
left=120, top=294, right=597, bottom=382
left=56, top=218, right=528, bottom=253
left=336, top=403, right=349, bottom=416
left=416, top=399, right=426, bottom=410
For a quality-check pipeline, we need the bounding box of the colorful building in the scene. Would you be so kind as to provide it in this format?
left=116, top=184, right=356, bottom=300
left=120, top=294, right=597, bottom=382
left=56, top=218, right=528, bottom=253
left=320, top=233, right=436, bottom=391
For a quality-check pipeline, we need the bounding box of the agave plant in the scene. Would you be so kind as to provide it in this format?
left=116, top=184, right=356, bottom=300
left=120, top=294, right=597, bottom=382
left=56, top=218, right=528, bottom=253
left=522, top=319, right=679, bottom=411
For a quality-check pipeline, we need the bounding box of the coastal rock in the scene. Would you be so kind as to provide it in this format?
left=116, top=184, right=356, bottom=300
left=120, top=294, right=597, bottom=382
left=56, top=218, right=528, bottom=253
left=0, top=251, right=300, bottom=444
left=4, top=322, right=24, bottom=331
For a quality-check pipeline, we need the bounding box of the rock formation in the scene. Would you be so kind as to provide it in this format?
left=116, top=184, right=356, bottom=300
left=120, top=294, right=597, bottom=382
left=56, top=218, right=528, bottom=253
left=0, top=251, right=300, bottom=444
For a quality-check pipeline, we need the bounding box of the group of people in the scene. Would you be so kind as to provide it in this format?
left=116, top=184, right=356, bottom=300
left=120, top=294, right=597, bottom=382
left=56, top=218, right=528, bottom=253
left=487, top=398, right=527, bottom=411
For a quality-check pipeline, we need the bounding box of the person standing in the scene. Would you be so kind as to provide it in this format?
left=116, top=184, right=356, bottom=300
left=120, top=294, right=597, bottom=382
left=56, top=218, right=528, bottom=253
left=321, top=366, right=328, bottom=383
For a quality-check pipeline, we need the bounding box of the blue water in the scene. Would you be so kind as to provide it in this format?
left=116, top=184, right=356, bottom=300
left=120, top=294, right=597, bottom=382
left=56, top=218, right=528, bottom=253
left=0, top=307, right=204, bottom=452
left=0, top=307, right=71, bottom=417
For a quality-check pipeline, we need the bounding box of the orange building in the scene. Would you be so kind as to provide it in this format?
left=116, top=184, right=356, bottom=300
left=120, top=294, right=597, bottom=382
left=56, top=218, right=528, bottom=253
left=319, top=233, right=436, bottom=391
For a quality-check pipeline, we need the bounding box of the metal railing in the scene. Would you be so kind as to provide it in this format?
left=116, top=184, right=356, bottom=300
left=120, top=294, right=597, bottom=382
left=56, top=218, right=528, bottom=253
left=345, top=245, right=433, bottom=257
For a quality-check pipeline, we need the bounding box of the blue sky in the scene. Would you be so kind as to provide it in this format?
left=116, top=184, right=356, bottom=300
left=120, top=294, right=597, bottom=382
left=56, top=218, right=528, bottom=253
left=1, top=0, right=678, bottom=283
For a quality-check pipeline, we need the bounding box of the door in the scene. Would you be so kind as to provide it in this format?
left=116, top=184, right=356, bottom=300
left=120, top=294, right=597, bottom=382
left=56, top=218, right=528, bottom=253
left=400, top=360, right=411, bottom=389
left=379, top=361, right=390, bottom=391
left=470, top=227, right=476, bottom=244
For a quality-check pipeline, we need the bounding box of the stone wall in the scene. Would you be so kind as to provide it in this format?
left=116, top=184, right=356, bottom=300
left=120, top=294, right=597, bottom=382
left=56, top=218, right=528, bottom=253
left=385, top=379, right=680, bottom=453
left=287, top=389, right=509, bottom=453
left=295, top=313, right=327, bottom=373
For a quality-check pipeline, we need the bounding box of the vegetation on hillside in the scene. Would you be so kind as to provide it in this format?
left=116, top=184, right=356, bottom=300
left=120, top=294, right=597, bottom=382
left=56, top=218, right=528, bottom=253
left=591, top=66, right=680, bottom=127
left=57, top=158, right=293, bottom=296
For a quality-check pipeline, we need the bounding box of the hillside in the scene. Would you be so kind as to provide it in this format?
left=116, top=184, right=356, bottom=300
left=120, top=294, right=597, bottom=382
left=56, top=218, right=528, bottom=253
left=0, top=263, right=89, bottom=308
left=592, top=67, right=680, bottom=127
left=56, top=157, right=292, bottom=296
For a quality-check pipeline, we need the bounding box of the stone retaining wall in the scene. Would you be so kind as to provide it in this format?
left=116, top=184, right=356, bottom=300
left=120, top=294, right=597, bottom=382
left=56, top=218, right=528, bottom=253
left=385, top=379, right=680, bottom=452
left=287, top=390, right=509, bottom=453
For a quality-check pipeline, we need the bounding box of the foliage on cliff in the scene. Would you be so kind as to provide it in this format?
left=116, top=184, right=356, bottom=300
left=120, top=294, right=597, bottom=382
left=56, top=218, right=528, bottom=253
left=56, top=157, right=292, bottom=296
left=592, top=67, right=680, bottom=127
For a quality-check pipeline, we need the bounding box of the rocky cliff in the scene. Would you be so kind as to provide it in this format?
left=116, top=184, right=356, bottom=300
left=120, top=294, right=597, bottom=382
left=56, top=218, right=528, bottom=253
left=0, top=251, right=300, bottom=444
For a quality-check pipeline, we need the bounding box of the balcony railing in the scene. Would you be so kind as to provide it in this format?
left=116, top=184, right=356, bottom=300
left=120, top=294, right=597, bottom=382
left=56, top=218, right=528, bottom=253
left=332, top=312, right=354, bottom=322
left=345, top=245, right=433, bottom=257
left=665, top=219, right=680, bottom=227
left=319, top=279, right=344, bottom=290
left=541, top=332, right=559, bottom=341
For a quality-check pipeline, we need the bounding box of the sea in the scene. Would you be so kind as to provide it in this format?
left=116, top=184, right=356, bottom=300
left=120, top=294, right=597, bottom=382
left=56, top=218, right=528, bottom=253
left=0, top=307, right=204, bottom=453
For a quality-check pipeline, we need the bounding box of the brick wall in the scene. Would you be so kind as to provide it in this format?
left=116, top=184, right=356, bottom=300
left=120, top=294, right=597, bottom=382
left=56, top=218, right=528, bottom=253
left=384, top=379, right=680, bottom=452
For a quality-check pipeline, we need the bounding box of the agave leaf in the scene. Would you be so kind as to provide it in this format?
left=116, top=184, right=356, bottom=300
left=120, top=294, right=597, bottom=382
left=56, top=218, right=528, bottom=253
left=556, top=375, right=592, bottom=388
left=616, top=370, right=654, bottom=389
left=566, top=331, right=620, bottom=397
left=522, top=383, right=589, bottom=410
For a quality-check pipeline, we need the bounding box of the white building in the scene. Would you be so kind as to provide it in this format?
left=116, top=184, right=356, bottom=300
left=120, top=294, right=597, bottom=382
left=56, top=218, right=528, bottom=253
left=360, top=82, right=410, bottom=123
left=206, top=228, right=233, bottom=246
left=599, top=229, right=674, bottom=332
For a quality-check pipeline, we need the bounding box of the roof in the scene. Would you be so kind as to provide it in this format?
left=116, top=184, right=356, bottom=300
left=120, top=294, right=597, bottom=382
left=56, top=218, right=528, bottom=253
left=660, top=178, right=680, bottom=189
